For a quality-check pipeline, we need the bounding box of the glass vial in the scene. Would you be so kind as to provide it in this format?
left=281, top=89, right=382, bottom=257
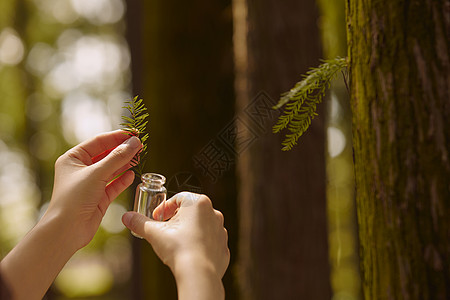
left=132, top=173, right=167, bottom=238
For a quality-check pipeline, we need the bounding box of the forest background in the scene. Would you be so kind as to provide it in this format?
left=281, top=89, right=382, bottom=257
left=1, top=0, right=447, bottom=299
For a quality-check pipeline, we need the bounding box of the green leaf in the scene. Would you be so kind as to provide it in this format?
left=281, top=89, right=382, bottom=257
left=121, top=96, right=150, bottom=176
left=273, top=57, right=348, bottom=150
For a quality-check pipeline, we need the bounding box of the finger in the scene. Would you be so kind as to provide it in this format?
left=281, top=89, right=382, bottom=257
left=91, top=141, right=143, bottom=165
left=152, top=197, right=179, bottom=221
left=105, top=170, right=135, bottom=203
left=122, top=212, right=149, bottom=238
left=82, top=129, right=132, bottom=157
left=153, top=192, right=202, bottom=221
left=95, top=136, right=141, bottom=177
left=82, top=130, right=132, bottom=157
left=91, top=148, right=113, bottom=164
left=122, top=211, right=162, bottom=242
left=110, top=162, right=134, bottom=181
left=66, top=130, right=131, bottom=166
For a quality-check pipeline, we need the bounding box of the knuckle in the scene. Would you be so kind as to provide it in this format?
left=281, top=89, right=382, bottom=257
left=197, top=195, right=212, bottom=208
left=54, top=152, right=68, bottom=168
left=223, top=228, right=228, bottom=242
left=215, top=210, right=225, bottom=222
left=178, top=191, right=194, bottom=200
left=175, top=192, right=196, bottom=206
left=112, top=145, right=129, bottom=161
left=54, top=156, right=63, bottom=168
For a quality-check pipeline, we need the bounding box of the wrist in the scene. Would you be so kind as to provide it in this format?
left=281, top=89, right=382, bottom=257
left=0, top=208, right=79, bottom=299
left=172, top=252, right=225, bottom=300
left=39, top=208, right=81, bottom=254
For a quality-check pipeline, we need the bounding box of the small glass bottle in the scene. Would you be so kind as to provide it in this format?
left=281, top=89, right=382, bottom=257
left=132, top=173, right=167, bottom=238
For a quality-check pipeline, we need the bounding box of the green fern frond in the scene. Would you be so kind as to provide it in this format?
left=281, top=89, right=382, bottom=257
left=273, top=57, right=348, bottom=151
left=121, top=96, right=149, bottom=176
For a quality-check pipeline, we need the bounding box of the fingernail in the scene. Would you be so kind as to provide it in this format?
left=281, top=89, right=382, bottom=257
left=124, top=136, right=140, bottom=148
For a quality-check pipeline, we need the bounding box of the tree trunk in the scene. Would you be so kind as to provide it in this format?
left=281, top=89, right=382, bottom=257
left=347, top=0, right=450, bottom=298
left=126, top=0, right=237, bottom=299
left=233, top=0, right=331, bottom=299
left=318, top=0, right=361, bottom=298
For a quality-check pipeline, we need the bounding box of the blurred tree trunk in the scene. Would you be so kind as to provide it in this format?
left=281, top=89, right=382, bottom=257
left=233, top=0, right=331, bottom=299
left=126, top=0, right=237, bottom=299
left=318, top=0, right=361, bottom=298
left=347, top=0, right=450, bottom=298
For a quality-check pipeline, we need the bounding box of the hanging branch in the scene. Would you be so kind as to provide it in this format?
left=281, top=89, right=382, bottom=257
left=120, top=96, right=149, bottom=176
left=273, top=57, right=348, bottom=151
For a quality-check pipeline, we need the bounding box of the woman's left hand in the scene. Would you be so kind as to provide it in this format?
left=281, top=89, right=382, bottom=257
left=45, top=130, right=141, bottom=249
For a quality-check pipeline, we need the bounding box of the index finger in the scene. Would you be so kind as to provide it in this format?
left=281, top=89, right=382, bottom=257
left=78, top=130, right=131, bottom=159
left=153, top=192, right=202, bottom=221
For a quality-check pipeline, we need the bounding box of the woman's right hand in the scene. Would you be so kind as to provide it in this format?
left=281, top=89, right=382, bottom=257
left=122, top=192, right=230, bottom=299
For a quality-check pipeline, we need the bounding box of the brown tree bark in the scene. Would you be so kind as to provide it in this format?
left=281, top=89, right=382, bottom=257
left=233, top=0, right=331, bottom=299
left=347, top=0, right=450, bottom=298
left=126, top=0, right=237, bottom=299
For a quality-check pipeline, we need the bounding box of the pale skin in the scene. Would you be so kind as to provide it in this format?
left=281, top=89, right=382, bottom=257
left=0, top=130, right=230, bottom=300
left=122, top=192, right=230, bottom=300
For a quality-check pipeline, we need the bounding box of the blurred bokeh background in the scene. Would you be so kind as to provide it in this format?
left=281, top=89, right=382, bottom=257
left=0, top=0, right=359, bottom=299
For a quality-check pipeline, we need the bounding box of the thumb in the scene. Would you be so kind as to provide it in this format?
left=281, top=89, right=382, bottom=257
left=122, top=211, right=160, bottom=240
left=96, top=136, right=141, bottom=177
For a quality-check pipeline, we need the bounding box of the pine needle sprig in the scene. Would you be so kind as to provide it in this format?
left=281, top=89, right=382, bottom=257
left=273, top=57, right=348, bottom=151
left=120, top=96, right=149, bottom=176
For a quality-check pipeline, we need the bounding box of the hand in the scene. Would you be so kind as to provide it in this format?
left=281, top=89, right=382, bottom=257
left=122, top=192, right=230, bottom=299
left=44, top=130, right=142, bottom=250
left=0, top=130, right=142, bottom=300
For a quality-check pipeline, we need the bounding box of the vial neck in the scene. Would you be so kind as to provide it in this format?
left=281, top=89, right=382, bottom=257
left=141, top=173, right=166, bottom=190
left=143, top=181, right=163, bottom=189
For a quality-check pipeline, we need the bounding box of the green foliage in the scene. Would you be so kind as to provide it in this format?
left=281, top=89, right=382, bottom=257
left=273, top=57, right=348, bottom=151
left=121, top=96, right=149, bottom=176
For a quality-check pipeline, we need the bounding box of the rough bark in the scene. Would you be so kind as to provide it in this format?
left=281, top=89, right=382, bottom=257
left=234, top=0, right=331, bottom=299
left=347, top=0, right=450, bottom=298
